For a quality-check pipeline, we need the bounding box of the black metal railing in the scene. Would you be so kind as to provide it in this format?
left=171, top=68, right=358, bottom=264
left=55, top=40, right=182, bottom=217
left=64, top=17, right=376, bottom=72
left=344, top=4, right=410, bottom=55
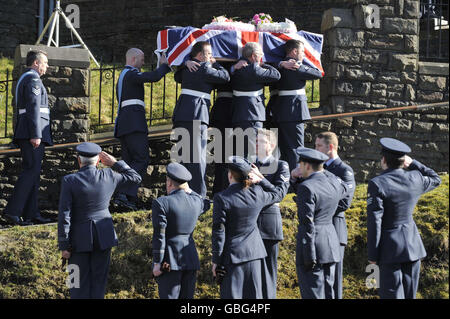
left=0, top=69, right=13, bottom=143
left=1, top=63, right=321, bottom=143
left=419, top=0, right=449, bottom=61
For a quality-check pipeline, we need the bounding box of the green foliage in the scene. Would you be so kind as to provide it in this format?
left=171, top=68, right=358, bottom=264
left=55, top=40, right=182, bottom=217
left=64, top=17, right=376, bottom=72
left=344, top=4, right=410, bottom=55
left=0, top=175, right=447, bottom=299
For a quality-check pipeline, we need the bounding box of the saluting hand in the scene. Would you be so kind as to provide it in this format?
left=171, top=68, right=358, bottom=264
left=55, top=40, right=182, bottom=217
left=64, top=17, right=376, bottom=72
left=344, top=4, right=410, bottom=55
left=291, top=167, right=302, bottom=179
left=99, top=151, right=117, bottom=167
left=403, top=155, right=413, bottom=169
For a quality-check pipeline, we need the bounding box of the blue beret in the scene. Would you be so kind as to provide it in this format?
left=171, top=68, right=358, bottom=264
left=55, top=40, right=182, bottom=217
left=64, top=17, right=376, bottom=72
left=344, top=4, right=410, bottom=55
left=380, top=138, right=411, bottom=156
left=76, top=142, right=102, bottom=157
left=227, top=156, right=252, bottom=176
left=295, top=147, right=329, bottom=163
left=167, top=162, right=192, bottom=183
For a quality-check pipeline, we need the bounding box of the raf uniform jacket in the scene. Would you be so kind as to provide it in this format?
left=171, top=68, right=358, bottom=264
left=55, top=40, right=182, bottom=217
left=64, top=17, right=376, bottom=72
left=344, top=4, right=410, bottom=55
left=58, top=161, right=142, bottom=252
left=13, top=68, right=53, bottom=146
left=173, top=59, right=230, bottom=126
left=114, top=64, right=171, bottom=138
left=367, top=160, right=441, bottom=264
left=212, top=179, right=284, bottom=266
left=256, top=157, right=290, bottom=241
left=230, top=59, right=280, bottom=125
left=325, top=157, right=356, bottom=246
left=272, top=58, right=323, bottom=123
left=152, top=188, right=210, bottom=271
left=295, top=170, right=348, bottom=265
left=210, top=80, right=233, bottom=128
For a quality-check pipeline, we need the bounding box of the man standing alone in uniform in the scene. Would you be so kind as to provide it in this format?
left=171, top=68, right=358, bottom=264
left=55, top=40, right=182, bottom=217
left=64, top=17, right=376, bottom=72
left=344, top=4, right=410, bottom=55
left=152, top=162, right=210, bottom=299
left=315, top=131, right=355, bottom=299
left=367, top=138, right=441, bottom=299
left=272, top=39, right=323, bottom=172
left=3, top=50, right=52, bottom=225
left=290, top=147, right=348, bottom=299
left=113, top=48, right=171, bottom=210
left=58, top=142, right=141, bottom=299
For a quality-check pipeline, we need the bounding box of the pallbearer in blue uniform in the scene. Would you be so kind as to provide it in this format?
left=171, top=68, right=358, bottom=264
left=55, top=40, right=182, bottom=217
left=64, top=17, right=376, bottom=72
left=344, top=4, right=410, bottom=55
left=114, top=48, right=171, bottom=209
left=185, top=60, right=238, bottom=195
left=173, top=41, right=230, bottom=197
left=58, top=142, right=141, bottom=299
left=3, top=50, right=52, bottom=226
left=211, top=156, right=284, bottom=299
left=272, top=39, right=323, bottom=172
left=152, top=162, right=210, bottom=299
left=315, top=132, right=355, bottom=299
left=367, top=138, right=441, bottom=299
left=255, top=129, right=290, bottom=299
left=230, top=42, right=280, bottom=159
left=290, top=147, right=348, bottom=299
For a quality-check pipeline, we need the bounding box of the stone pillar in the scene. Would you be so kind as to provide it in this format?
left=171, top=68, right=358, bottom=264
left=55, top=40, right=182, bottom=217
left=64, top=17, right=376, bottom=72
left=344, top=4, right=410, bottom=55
left=320, top=0, right=421, bottom=113
left=13, top=44, right=91, bottom=144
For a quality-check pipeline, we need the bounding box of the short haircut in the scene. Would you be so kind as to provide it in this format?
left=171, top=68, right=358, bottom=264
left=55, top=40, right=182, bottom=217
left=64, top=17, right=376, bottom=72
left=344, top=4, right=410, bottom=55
left=190, top=41, right=211, bottom=58
left=126, top=48, right=144, bottom=60
left=317, top=131, right=339, bottom=149
left=242, top=42, right=262, bottom=59
left=300, top=160, right=323, bottom=171
left=78, top=155, right=99, bottom=166
left=284, top=39, right=304, bottom=54
left=383, top=152, right=405, bottom=169
left=257, top=128, right=278, bottom=147
left=26, top=50, right=48, bottom=67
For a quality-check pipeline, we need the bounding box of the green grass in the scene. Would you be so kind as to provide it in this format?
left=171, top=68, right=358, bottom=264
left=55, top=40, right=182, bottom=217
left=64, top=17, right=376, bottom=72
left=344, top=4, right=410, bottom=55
left=0, top=175, right=447, bottom=299
left=1, top=57, right=320, bottom=141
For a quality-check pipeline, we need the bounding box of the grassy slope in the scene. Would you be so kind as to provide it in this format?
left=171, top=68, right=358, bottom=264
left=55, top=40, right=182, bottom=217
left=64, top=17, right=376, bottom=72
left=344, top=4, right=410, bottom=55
left=0, top=175, right=447, bottom=299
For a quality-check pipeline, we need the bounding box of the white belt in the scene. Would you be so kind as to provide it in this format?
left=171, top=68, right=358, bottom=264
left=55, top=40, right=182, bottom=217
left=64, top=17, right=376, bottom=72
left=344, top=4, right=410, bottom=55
left=181, top=88, right=211, bottom=100
left=278, top=89, right=306, bottom=96
left=233, top=89, right=263, bottom=97
left=18, top=108, right=50, bottom=115
left=121, top=99, right=145, bottom=107
left=270, top=90, right=279, bottom=97
left=216, top=92, right=233, bottom=99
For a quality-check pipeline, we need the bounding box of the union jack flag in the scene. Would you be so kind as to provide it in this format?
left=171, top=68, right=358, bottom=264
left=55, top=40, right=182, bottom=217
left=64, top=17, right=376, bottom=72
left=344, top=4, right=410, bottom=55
left=155, top=27, right=324, bottom=75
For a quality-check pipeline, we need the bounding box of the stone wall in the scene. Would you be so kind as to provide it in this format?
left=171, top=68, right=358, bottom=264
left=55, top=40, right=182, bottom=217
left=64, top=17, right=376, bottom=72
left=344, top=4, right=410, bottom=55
left=315, top=0, right=449, bottom=180
left=1, top=0, right=351, bottom=61
left=0, top=0, right=38, bottom=57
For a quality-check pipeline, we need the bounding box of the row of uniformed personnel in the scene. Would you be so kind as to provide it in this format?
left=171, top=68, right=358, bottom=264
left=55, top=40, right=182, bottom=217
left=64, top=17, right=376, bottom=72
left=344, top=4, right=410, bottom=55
left=2, top=49, right=441, bottom=299
left=56, top=133, right=440, bottom=300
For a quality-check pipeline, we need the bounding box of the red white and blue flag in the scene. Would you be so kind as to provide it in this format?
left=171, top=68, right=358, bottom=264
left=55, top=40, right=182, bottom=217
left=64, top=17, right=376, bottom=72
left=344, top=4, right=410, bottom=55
left=156, top=27, right=324, bottom=75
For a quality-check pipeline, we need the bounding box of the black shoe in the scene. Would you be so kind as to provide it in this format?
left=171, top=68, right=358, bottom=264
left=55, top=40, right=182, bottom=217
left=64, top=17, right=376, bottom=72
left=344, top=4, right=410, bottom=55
left=113, top=194, right=137, bottom=211
left=3, top=214, right=33, bottom=226
left=31, top=216, right=53, bottom=224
